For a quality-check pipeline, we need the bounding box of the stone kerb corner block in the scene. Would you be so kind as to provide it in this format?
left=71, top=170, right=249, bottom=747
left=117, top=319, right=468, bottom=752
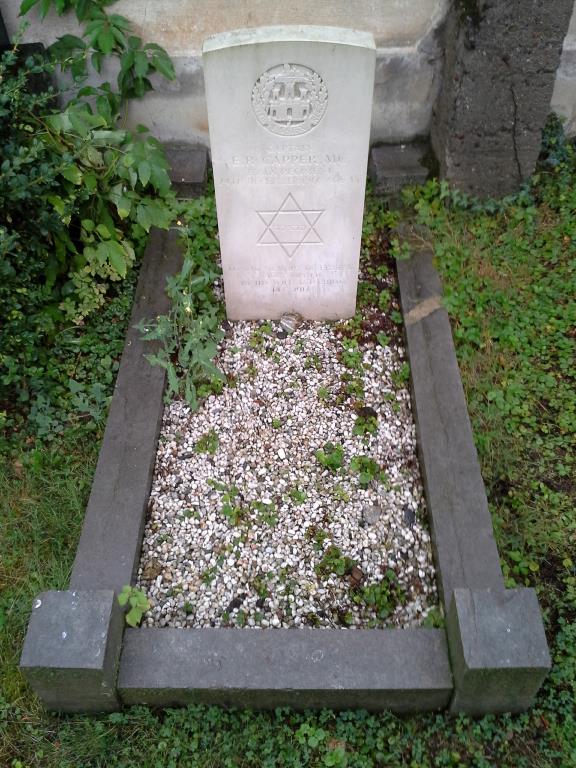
left=447, top=588, right=551, bottom=715
left=20, top=590, right=123, bottom=712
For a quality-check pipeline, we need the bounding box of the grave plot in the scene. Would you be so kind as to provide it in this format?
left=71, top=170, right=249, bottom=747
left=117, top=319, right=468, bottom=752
left=19, top=24, right=551, bottom=716
left=136, top=261, right=439, bottom=630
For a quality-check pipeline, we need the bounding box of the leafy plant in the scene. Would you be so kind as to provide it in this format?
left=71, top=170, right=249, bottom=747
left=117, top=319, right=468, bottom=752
left=352, top=571, right=405, bottom=621
left=288, top=487, right=307, bottom=505
left=138, top=195, right=225, bottom=408
left=0, top=47, right=174, bottom=439
left=208, top=480, right=245, bottom=526
left=194, top=429, right=219, bottom=455
left=340, top=338, right=363, bottom=371
left=316, top=545, right=355, bottom=578
left=251, top=500, right=278, bottom=527
left=350, top=455, right=387, bottom=488
left=352, top=409, right=378, bottom=437
left=20, top=0, right=175, bottom=102
left=248, top=321, right=273, bottom=350
left=315, top=442, right=344, bottom=472
left=117, top=585, right=149, bottom=627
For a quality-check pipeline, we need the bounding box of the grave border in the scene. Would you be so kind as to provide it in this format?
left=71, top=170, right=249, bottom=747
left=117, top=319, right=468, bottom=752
left=20, top=209, right=550, bottom=715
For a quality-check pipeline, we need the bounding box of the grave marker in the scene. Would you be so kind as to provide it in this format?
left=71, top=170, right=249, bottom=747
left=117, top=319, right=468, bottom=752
left=203, top=26, right=376, bottom=319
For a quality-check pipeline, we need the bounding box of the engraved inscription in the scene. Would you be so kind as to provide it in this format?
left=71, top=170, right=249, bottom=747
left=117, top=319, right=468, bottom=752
left=256, top=193, right=324, bottom=258
left=252, top=64, right=328, bottom=136
left=219, top=148, right=347, bottom=187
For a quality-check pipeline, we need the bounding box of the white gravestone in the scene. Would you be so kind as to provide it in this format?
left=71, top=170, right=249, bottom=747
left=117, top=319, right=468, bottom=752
left=203, top=26, right=376, bottom=320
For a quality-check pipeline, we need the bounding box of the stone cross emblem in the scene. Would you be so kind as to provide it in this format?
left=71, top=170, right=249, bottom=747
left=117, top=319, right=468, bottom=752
left=252, top=63, right=328, bottom=136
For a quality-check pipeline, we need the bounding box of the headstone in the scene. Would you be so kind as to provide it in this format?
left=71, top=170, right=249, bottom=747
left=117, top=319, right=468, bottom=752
left=203, top=27, right=376, bottom=320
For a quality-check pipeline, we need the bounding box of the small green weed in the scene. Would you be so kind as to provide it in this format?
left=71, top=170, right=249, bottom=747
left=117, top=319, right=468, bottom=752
left=340, top=338, right=364, bottom=371
left=350, top=455, right=387, bottom=488
left=352, top=410, right=378, bottom=437
left=251, top=500, right=278, bottom=527
left=248, top=321, right=274, bottom=350
left=353, top=571, right=404, bottom=621
left=194, top=429, right=219, bottom=455
left=316, top=545, right=356, bottom=578
left=208, top=480, right=245, bottom=526
left=288, top=487, right=307, bottom=505
left=118, top=585, right=150, bottom=627
left=316, top=442, right=344, bottom=472
left=391, top=361, right=410, bottom=388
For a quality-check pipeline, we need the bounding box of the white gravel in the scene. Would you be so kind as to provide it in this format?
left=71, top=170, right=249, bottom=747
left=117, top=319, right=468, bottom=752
left=136, top=306, right=439, bottom=629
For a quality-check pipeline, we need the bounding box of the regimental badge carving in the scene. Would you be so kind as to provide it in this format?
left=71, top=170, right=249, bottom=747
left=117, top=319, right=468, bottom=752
left=256, top=193, right=324, bottom=258
left=252, top=64, right=328, bottom=136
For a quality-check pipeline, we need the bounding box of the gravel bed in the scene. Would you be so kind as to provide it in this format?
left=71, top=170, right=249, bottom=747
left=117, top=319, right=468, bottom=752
left=137, top=302, right=439, bottom=629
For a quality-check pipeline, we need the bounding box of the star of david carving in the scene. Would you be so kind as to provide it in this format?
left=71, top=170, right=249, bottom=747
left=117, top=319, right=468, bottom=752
left=256, top=193, right=324, bottom=258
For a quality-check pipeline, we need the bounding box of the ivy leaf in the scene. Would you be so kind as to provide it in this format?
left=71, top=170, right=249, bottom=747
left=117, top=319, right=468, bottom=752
left=61, top=164, right=82, bottom=185
left=116, top=196, right=131, bottom=219
left=134, top=50, right=149, bottom=79
left=103, top=241, right=128, bottom=277
left=97, top=27, right=115, bottom=55
left=149, top=164, right=171, bottom=196
left=39, top=0, right=52, bottom=20
left=19, top=0, right=41, bottom=15
left=138, top=160, right=151, bottom=187
left=136, top=200, right=172, bottom=232
left=151, top=52, right=175, bottom=81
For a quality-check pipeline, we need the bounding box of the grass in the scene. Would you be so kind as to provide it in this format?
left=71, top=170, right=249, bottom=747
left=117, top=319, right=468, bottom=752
left=1, top=126, right=575, bottom=766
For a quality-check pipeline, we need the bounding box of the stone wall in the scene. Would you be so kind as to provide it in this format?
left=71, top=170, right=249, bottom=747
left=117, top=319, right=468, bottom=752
left=430, top=0, right=575, bottom=197
left=3, top=0, right=576, bottom=193
left=2, top=0, right=449, bottom=144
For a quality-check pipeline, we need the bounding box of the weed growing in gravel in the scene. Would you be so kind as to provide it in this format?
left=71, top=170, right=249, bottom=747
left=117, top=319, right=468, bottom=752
left=208, top=480, right=245, bottom=526
left=201, top=566, right=218, bottom=584
left=251, top=501, right=278, bottom=527
left=331, top=484, right=351, bottom=503
left=138, top=196, right=225, bottom=409
left=315, top=442, right=345, bottom=472
left=194, top=429, right=219, bottom=455
left=376, top=331, right=391, bottom=347
left=350, top=455, right=388, bottom=488
left=304, top=353, right=323, bottom=371
left=118, top=585, right=150, bottom=627
left=271, top=417, right=282, bottom=429
left=339, top=373, right=365, bottom=401
left=352, top=407, right=378, bottom=437
left=340, top=338, right=364, bottom=371
left=248, top=321, right=274, bottom=350
left=305, top=525, right=329, bottom=551
left=316, top=545, right=356, bottom=578
left=288, top=487, right=307, bottom=505
left=352, top=571, right=405, bottom=622
left=391, top=361, right=410, bottom=388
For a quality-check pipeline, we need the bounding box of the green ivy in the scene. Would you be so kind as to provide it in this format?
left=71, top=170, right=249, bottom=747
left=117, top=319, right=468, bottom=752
left=19, top=0, right=175, bottom=101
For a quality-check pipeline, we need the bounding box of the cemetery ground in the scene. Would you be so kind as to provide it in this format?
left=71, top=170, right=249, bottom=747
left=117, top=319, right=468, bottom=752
left=1, top=134, right=576, bottom=764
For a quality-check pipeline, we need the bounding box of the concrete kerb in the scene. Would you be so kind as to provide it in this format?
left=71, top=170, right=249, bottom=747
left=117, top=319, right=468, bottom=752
left=395, top=242, right=551, bottom=714
left=20, top=198, right=550, bottom=714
